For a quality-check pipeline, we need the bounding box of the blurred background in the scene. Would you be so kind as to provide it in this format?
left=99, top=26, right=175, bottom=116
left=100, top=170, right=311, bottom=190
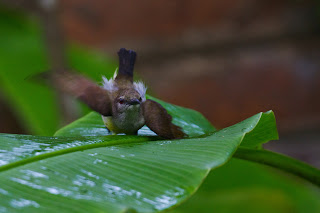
left=1, top=0, right=319, bottom=167
left=0, top=0, right=320, bottom=212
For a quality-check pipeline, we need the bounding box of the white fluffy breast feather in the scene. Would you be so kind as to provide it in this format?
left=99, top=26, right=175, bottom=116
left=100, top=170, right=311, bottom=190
left=102, top=71, right=147, bottom=101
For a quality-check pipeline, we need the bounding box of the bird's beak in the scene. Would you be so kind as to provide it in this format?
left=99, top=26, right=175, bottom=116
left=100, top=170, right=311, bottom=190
left=128, top=98, right=141, bottom=105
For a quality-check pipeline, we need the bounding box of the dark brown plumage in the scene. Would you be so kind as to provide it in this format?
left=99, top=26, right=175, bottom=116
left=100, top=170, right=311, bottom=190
left=141, top=100, right=186, bottom=139
left=49, top=71, right=112, bottom=116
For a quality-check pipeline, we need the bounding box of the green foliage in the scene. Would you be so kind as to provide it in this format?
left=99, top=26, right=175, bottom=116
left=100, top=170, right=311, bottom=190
left=0, top=109, right=279, bottom=212
left=170, top=159, right=320, bottom=213
left=0, top=8, right=58, bottom=135
left=234, top=147, right=320, bottom=186
left=0, top=7, right=116, bottom=135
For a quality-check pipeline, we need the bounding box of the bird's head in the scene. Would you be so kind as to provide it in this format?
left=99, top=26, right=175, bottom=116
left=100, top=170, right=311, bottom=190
left=113, top=88, right=142, bottom=113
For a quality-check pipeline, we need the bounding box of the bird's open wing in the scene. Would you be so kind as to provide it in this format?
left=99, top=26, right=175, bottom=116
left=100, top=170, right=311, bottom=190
left=141, top=99, right=187, bottom=139
left=44, top=71, right=112, bottom=116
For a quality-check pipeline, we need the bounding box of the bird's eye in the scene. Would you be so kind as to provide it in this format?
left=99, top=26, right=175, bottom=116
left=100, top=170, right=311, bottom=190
left=119, top=99, right=124, bottom=104
left=139, top=97, right=142, bottom=102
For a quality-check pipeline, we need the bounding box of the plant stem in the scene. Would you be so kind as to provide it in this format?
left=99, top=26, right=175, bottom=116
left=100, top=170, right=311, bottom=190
left=233, top=147, right=320, bottom=187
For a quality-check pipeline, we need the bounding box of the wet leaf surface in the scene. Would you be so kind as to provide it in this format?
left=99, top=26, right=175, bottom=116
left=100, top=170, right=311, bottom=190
left=0, top=111, right=277, bottom=212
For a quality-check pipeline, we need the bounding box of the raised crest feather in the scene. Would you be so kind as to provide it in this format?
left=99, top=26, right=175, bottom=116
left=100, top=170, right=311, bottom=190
left=115, top=48, right=136, bottom=82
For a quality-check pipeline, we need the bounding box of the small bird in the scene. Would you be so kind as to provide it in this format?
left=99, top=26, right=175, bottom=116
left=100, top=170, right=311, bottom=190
left=49, top=48, right=186, bottom=139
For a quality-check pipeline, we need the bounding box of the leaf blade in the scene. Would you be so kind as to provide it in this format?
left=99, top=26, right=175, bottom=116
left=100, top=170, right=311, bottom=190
left=0, top=111, right=276, bottom=212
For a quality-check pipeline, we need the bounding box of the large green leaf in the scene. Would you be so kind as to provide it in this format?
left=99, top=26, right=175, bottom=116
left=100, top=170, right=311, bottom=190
left=0, top=111, right=277, bottom=212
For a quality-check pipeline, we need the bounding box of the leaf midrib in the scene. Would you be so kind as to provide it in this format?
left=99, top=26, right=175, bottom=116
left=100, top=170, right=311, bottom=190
left=0, top=136, right=156, bottom=173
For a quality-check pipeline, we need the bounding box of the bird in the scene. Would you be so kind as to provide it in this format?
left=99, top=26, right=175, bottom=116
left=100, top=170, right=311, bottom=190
left=47, top=48, right=187, bottom=139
